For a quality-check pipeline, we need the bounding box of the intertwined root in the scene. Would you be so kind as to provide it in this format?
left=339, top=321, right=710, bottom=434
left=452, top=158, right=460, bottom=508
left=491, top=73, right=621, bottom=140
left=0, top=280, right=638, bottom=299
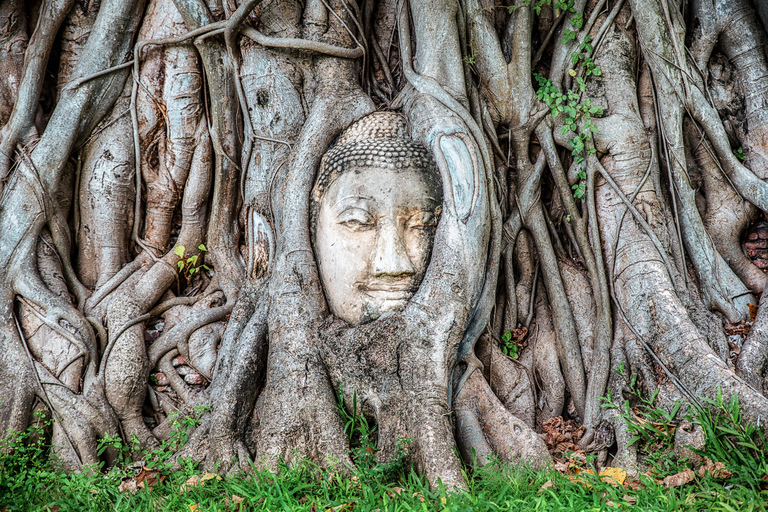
left=2, top=0, right=768, bottom=489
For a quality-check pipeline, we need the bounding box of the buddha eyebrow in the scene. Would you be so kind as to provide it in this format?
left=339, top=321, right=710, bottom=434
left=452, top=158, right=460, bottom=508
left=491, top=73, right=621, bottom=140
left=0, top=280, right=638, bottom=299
left=331, top=195, right=374, bottom=210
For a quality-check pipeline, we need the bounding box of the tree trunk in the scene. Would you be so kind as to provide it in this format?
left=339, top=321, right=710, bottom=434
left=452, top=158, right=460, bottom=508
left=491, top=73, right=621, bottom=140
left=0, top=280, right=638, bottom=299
left=1, top=0, right=767, bottom=487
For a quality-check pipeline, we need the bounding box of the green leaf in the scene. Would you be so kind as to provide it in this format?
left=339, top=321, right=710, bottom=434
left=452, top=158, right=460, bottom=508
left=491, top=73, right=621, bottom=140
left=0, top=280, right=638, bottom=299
left=502, top=331, right=512, bottom=343
left=188, top=255, right=198, bottom=265
left=198, top=243, right=207, bottom=251
left=174, top=246, right=186, bottom=258
left=177, top=261, right=184, bottom=270
left=189, top=267, right=197, bottom=275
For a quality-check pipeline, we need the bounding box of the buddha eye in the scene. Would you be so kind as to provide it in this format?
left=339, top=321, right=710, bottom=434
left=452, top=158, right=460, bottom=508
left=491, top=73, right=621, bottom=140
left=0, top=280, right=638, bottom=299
left=405, top=211, right=437, bottom=230
left=337, top=208, right=375, bottom=230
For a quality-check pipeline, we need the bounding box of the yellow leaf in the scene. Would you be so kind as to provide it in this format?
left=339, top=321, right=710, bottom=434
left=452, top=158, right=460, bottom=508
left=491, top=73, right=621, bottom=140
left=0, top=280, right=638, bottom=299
left=540, top=479, right=555, bottom=491
left=598, top=467, right=627, bottom=487
left=181, top=473, right=222, bottom=493
left=325, top=502, right=355, bottom=512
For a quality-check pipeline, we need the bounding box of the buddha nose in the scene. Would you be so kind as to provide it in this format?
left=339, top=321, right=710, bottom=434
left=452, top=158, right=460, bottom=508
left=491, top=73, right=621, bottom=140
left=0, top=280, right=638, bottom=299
left=372, top=220, right=416, bottom=277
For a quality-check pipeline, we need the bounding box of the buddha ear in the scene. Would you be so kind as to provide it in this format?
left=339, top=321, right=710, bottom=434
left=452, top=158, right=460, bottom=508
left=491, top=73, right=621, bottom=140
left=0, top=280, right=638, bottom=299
left=432, top=131, right=481, bottom=223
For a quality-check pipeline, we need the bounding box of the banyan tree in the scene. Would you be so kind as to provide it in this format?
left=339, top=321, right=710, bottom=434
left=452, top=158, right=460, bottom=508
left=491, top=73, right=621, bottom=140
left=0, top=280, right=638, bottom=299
left=1, top=0, right=768, bottom=489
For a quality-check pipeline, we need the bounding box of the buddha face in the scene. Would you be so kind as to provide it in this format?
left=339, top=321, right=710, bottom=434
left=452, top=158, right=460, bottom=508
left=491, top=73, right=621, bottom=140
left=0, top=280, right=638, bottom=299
left=313, top=165, right=442, bottom=325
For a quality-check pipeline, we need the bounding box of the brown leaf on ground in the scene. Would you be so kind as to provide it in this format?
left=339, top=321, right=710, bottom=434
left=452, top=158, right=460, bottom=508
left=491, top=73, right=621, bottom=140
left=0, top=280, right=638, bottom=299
left=542, top=417, right=586, bottom=453
left=118, top=477, right=137, bottom=494
left=697, top=458, right=732, bottom=480
left=511, top=327, right=529, bottom=347
left=724, top=321, right=751, bottom=336
left=539, top=479, right=555, bottom=491
left=118, top=466, right=165, bottom=493
left=623, top=478, right=645, bottom=491
left=749, top=303, right=759, bottom=322
left=136, top=467, right=165, bottom=490
left=542, top=416, right=587, bottom=471
left=663, top=468, right=695, bottom=488
left=223, top=495, right=246, bottom=511
left=386, top=486, right=407, bottom=498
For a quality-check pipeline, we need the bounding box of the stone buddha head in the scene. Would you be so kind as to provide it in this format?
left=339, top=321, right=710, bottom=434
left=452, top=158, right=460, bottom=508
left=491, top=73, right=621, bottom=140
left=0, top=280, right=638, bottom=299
left=311, top=112, right=442, bottom=325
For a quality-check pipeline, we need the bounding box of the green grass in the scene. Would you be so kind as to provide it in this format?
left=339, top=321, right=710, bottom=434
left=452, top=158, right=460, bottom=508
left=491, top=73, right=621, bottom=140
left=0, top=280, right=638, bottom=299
left=1, top=453, right=765, bottom=512
left=2, top=391, right=767, bottom=512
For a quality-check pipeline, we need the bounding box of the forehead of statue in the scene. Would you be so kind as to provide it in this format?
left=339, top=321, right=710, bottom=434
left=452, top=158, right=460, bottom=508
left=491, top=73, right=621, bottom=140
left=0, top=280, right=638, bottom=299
left=320, top=166, right=442, bottom=212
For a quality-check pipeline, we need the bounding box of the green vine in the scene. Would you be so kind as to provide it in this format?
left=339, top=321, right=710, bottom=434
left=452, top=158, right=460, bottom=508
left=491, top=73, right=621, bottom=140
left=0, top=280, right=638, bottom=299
left=534, top=35, right=602, bottom=200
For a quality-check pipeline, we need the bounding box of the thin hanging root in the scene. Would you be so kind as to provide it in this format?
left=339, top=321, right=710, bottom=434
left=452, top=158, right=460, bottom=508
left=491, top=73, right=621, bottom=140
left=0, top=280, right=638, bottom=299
left=98, top=295, right=201, bottom=378
left=64, top=60, right=135, bottom=91
left=48, top=211, right=90, bottom=307
left=453, top=352, right=484, bottom=399
left=524, top=260, right=539, bottom=329
left=225, top=0, right=262, bottom=178
left=147, top=303, right=233, bottom=369
left=84, top=259, right=142, bottom=313
left=86, top=316, right=108, bottom=353
left=397, top=2, right=493, bottom=179
left=159, top=349, right=201, bottom=405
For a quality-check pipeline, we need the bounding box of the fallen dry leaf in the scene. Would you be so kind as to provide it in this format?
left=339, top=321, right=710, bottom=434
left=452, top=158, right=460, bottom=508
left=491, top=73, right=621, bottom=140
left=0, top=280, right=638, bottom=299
left=623, top=478, right=645, bottom=491
left=223, top=494, right=246, bottom=511
left=118, top=478, right=137, bottom=494
left=412, top=492, right=426, bottom=502
left=663, top=468, right=695, bottom=488
left=181, top=473, right=222, bottom=493
left=540, top=479, right=555, bottom=491
left=623, top=495, right=638, bottom=505
left=386, top=486, right=406, bottom=498
left=542, top=417, right=586, bottom=456
left=749, top=303, right=759, bottom=322
left=189, top=505, right=199, bottom=512
left=566, top=467, right=627, bottom=489
left=325, top=502, right=355, bottom=512
left=698, top=458, right=732, bottom=480
left=598, top=467, right=627, bottom=487
left=118, top=466, right=165, bottom=493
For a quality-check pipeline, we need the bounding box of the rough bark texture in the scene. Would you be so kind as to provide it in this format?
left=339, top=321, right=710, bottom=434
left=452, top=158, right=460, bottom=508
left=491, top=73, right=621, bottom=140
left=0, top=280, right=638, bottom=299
left=1, top=0, right=768, bottom=488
